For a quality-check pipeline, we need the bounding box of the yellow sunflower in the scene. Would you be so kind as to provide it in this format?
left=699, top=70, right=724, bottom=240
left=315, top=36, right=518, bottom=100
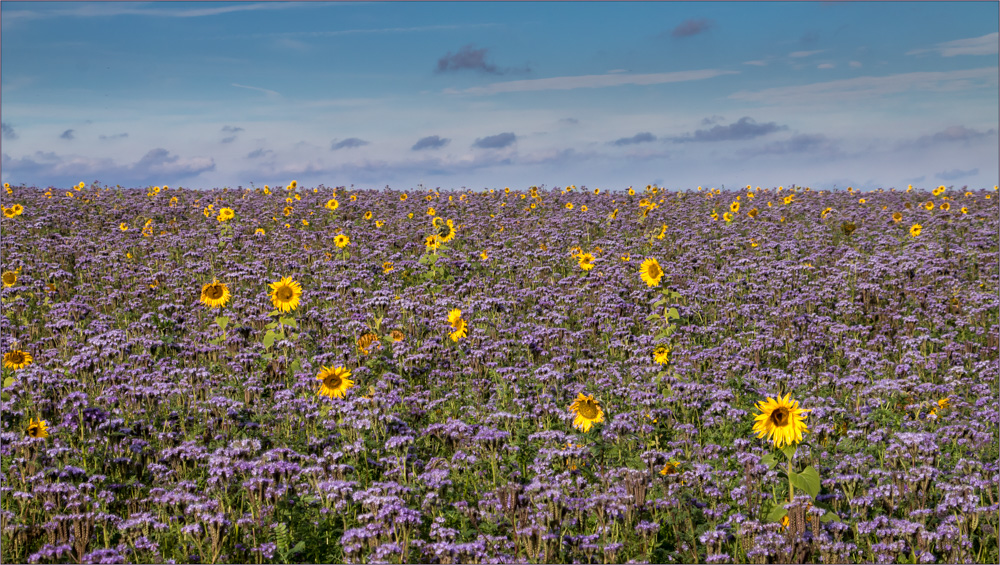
left=961, top=207, right=968, bottom=214
left=569, top=393, right=605, bottom=433
left=892, top=212, right=902, bottom=223
left=254, top=228, right=266, bottom=236
left=326, top=198, right=340, bottom=211
left=752, top=393, right=810, bottom=448
left=4, top=349, right=32, bottom=370
left=910, top=223, right=922, bottom=237
left=2, top=207, right=14, bottom=219
left=2, top=270, right=17, bottom=287
left=640, top=257, right=663, bottom=287
left=400, top=193, right=408, bottom=201
left=723, top=212, right=733, bottom=223
left=924, top=201, right=934, bottom=211
left=448, top=309, right=468, bottom=341
left=425, top=234, right=442, bottom=251
left=316, top=366, right=353, bottom=398
left=382, top=261, right=394, bottom=273
left=364, top=211, right=373, bottom=220
left=26, top=418, right=49, bottom=439
left=577, top=252, right=595, bottom=271
left=940, top=202, right=950, bottom=211
left=390, top=329, right=405, bottom=342
left=119, top=222, right=129, bottom=231
left=480, top=250, right=489, bottom=260
left=565, top=202, right=574, bottom=210
left=730, top=201, right=740, bottom=214
left=200, top=278, right=231, bottom=309
left=653, top=345, right=670, bottom=365
left=217, top=208, right=235, bottom=222
left=357, top=332, right=379, bottom=355
left=659, top=460, right=680, bottom=475
left=269, top=276, right=302, bottom=312
left=334, top=234, right=350, bottom=248
left=437, top=219, right=457, bottom=243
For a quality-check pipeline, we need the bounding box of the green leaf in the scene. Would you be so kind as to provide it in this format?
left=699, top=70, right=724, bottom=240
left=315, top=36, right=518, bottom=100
left=267, top=309, right=281, bottom=317
left=652, top=298, right=668, bottom=307
left=279, top=316, right=297, bottom=328
left=265, top=322, right=278, bottom=330
left=289, top=332, right=298, bottom=340
left=667, top=307, right=680, bottom=320
left=760, top=453, right=778, bottom=469
left=262, top=331, right=276, bottom=349
left=290, top=541, right=306, bottom=555
left=208, top=337, right=222, bottom=345
left=261, top=353, right=273, bottom=361
left=819, top=510, right=841, bottom=523
left=789, top=465, right=821, bottom=499
left=2, top=377, right=15, bottom=389
left=766, top=504, right=788, bottom=523
left=214, top=316, right=229, bottom=331
left=780, top=444, right=797, bottom=460
left=290, top=360, right=301, bottom=375
left=0, top=392, right=9, bottom=402
left=646, top=313, right=662, bottom=322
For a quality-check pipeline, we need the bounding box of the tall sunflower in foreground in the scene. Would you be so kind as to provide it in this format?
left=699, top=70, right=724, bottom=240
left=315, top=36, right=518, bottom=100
left=269, top=276, right=302, bottom=312
left=752, top=393, right=810, bottom=448
left=200, top=278, right=231, bottom=309
left=448, top=309, right=468, bottom=342
left=26, top=418, right=49, bottom=439
left=639, top=257, right=663, bottom=287
left=317, top=366, right=354, bottom=399
left=3, top=349, right=32, bottom=370
left=569, top=393, right=604, bottom=433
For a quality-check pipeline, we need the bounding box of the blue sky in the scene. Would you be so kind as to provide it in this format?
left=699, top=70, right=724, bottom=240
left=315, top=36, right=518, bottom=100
left=2, top=1, right=997, bottom=191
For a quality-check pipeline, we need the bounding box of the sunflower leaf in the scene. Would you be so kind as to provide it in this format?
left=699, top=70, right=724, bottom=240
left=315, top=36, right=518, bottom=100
left=279, top=316, right=297, bottom=328
left=646, top=313, right=662, bottom=322
left=791, top=465, right=821, bottom=498
left=214, top=316, right=229, bottom=331
left=652, top=298, right=668, bottom=307
left=819, top=510, right=841, bottom=523
left=780, top=445, right=797, bottom=460
left=760, top=453, right=778, bottom=469
left=667, top=307, right=680, bottom=320
left=766, top=504, right=788, bottom=523
left=265, top=322, right=278, bottom=330
left=262, top=331, right=276, bottom=349
left=2, top=377, right=14, bottom=389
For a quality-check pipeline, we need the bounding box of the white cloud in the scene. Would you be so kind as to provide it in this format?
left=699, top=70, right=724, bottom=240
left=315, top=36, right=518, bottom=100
left=231, top=83, right=282, bottom=100
left=743, top=60, right=768, bottom=66
left=730, top=67, right=998, bottom=104
left=849, top=61, right=862, bottom=68
left=789, top=50, right=826, bottom=58
left=3, top=2, right=312, bottom=25
left=817, top=63, right=835, bottom=69
left=448, top=69, right=740, bottom=95
left=907, top=32, right=999, bottom=57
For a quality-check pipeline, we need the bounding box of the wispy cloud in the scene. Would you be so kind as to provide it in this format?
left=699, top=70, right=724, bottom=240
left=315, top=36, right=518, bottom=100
left=60, top=129, right=75, bottom=140
left=743, top=134, right=842, bottom=158
left=936, top=167, right=979, bottom=181
left=436, top=44, right=502, bottom=75
left=907, top=32, right=999, bottom=57
left=612, top=132, right=657, bottom=146
left=231, top=83, right=281, bottom=99
left=473, top=132, right=516, bottom=149
left=672, top=117, right=786, bottom=143
left=902, top=125, right=998, bottom=149
left=671, top=18, right=713, bottom=38
left=99, top=133, right=129, bottom=141
left=331, top=138, right=369, bottom=151
left=1, top=123, right=17, bottom=140
left=730, top=68, right=998, bottom=104
left=450, top=69, right=739, bottom=95
left=243, top=23, right=502, bottom=40
left=3, top=2, right=310, bottom=25
left=412, top=135, right=450, bottom=151
left=2, top=148, right=215, bottom=185
left=789, top=49, right=826, bottom=58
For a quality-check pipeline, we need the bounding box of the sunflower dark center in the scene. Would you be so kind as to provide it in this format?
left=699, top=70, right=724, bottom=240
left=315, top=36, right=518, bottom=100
left=277, top=287, right=293, bottom=301
left=769, top=407, right=790, bottom=427
left=324, top=374, right=342, bottom=389
left=578, top=401, right=599, bottom=419
left=649, top=263, right=661, bottom=278
left=27, top=424, right=40, bottom=437
left=207, top=285, right=224, bottom=299
left=2, top=273, right=15, bottom=285
left=9, top=352, right=25, bottom=364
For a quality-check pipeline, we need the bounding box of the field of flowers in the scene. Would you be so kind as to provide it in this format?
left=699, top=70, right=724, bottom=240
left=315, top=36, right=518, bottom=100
left=1, top=180, right=998, bottom=564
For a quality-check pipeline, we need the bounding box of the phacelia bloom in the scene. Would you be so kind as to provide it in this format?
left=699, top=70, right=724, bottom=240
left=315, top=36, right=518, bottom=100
left=569, top=393, right=604, bottom=433
left=200, top=278, right=231, bottom=309
left=269, top=276, right=302, bottom=312
left=752, top=393, right=810, bottom=448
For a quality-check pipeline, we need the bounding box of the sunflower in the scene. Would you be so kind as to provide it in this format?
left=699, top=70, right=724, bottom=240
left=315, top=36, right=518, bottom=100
left=940, top=202, right=950, bottom=211
left=565, top=202, right=574, bottom=210
left=357, top=332, right=379, bottom=355
left=577, top=252, right=595, bottom=271
left=4, top=349, right=33, bottom=370
left=382, top=261, right=394, bottom=273
left=653, top=345, right=670, bottom=365
left=580, top=205, right=588, bottom=212
left=621, top=253, right=631, bottom=262
left=628, top=187, right=636, bottom=196
left=447, top=309, right=468, bottom=341
left=119, top=222, right=129, bottom=231
left=218, top=208, right=235, bottom=222
left=923, top=201, right=934, bottom=211
left=26, top=418, right=49, bottom=439
left=437, top=219, right=457, bottom=243
left=892, top=212, right=902, bottom=223
left=932, top=185, right=945, bottom=196
left=2, top=207, right=14, bottom=219
left=364, top=211, right=373, bottom=220
left=334, top=234, right=350, bottom=248
left=961, top=207, right=968, bottom=214
left=858, top=198, right=866, bottom=204
left=640, top=257, right=663, bottom=287
left=254, top=228, right=266, bottom=236
left=325, top=198, right=340, bottom=211
left=723, top=212, right=733, bottom=223
left=427, top=207, right=436, bottom=216
left=748, top=207, right=759, bottom=219
left=752, top=393, right=810, bottom=448
left=656, top=225, right=667, bottom=240
left=425, top=235, right=442, bottom=251
left=390, top=329, right=405, bottom=342
left=910, top=223, right=922, bottom=237
left=730, top=201, right=740, bottom=214
left=400, top=193, right=408, bottom=201
left=269, top=276, right=302, bottom=312
left=480, top=250, right=488, bottom=260
left=283, top=206, right=293, bottom=217
left=2, top=270, right=17, bottom=287
left=659, top=460, right=680, bottom=475
left=316, top=365, right=353, bottom=398
left=569, top=393, right=604, bottom=433
left=200, top=278, right=231, bottom=309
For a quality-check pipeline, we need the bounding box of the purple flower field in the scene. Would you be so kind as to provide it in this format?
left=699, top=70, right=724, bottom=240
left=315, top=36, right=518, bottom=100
left=1, top=182, right=998, bottom=564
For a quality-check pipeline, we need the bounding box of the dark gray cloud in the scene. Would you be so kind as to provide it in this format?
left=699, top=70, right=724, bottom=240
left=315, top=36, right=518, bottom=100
left=612, top=132, right=657, bottom=146
left=246, top=148, right=274, bottom=159
left=472, top=132, right=516, bottom=149
left=672, top=18, right=713, bottom=38
left=436, top=44, right=500, bottom=74
left=1, top=122, right=17, bottom=140
left=936, top=168, right=979, bottom=181
left=412, top=135, right=450, bottom=151
left=60, top=129, right=75, bottom=140
left=1, top=148, right=214, bottom=187
left=221, top=136, right=237, bottom=144
left=99, top=132, right=128, bottom=141
left=221, top=125, right=244, bottom=133
left=331, top=138, right=369, bottom=150
left=673, top=117, right=787, bottom=142
left=701, top=115, right=725, bottom=126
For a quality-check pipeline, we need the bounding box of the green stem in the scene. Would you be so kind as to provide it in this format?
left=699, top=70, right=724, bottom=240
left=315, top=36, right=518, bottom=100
left=788, top=457, right=795, bottom=503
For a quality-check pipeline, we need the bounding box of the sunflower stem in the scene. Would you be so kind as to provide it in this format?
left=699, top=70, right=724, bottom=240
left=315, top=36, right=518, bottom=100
left=788, top=456, right=795, bottom=504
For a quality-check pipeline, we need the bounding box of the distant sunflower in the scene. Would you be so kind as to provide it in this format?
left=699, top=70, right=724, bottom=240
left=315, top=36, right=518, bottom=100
left=119, top=222, right=129, bottom=231
left=723, top=212, right=733, bottom=223
left=3, top=349, right=32, bottom=370
left=752, top=393, right=810, bottom=448
left=730, top=201, right=740, bottom=214
left=2, top=270, right=17, bottom=287
left=269, top=276, right=302, bottom=312
left=283, top=206, right=293, bottom=217
left=565, top=202, right=574, bottom=210
left=448, top=309, right=468, bottom=341
left=364, top=211, right=373, bottom=220
left=961, top=207, right=968, bottom=214
left=924, top=201, right=934, bottom=211
left=334, top=234, right=350, bottom=248
left=892, top=212, right=902, bottom=223
left=400, top=193, right=408, bottom=201
left=437, top=219, right=457, bottom=243
left=640, top=257, right=663, bottom=287
left=748, top=207, right=759, bottom=219
left=653, top=345, right=670, bottom=365
left=580, top=204, right=588, bottom=212
left=26, top=418, right=49, bottom=439
left=326, top=199, right=340, bottom=211
left=390, top=329, right=405, bottom=342
left=577, top=252, right=595, bottom=271
left=382, top=261, right=394, bottom=273
left=569, top=393, right=604, bottom=433
left=254, top=228, right=266, bottom=236
left=910, top=223, right=922, bottom=237
left=357, top=332, right=379, bottom=355
left=217, top=207, right=235, bottom=222
left=200, top=278, right=231, bottom=309
left=659, top=460, right=679, bottom=475
left=480, top=250, right=488, bottom=261
left=940, top=202, right=950, bottom=211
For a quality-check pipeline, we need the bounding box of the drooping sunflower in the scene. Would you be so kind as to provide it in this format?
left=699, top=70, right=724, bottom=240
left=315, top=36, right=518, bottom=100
left=640, top=257, right=663, bottom=287
left=751, top=393, right=811, bottom=448
left=357, top=332, right=379, bottom=355
left=577, top=252, right=595, bottom=271
left=910, top=223, right=922, bottom=238
left=3, top=349, right=33, bottom=370
left=448, top=309, right=468, bottom=341
left=390, top=329, right=405, bottom=342
left=2, top=270, right=17, bottom=287
left=269, top=276, right=302, bottom=312
left=334, top=234, right=350, bottom=248
left=26, top=418, right=49, bottom=439
left=200, top=278, right=231, bottom=309
left=653, top=345, right=670, bottom=365
left=569, top=393, right=605, bottom=433
left=437, top=219, right=457, bottom=243
left=316, top=365, right=353, bottom=398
